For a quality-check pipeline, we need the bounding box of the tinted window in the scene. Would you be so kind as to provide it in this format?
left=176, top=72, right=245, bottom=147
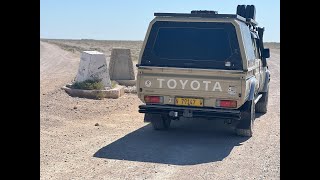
left=153, top=28, right=231, bottom=61
left=239, top=22, right=256, bottom=61
left=141, top=21, right=243, bottom=70
left=253, top=38, right=260, bottom=59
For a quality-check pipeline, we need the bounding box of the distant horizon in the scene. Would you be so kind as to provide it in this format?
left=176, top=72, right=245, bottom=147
left=40, top=38, right=280, bottom=43
left=40, top=38, right=144, bottom=41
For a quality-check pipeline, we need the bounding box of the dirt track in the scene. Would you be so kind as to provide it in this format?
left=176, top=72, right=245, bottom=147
left=40, top=41, right=280, bottom=180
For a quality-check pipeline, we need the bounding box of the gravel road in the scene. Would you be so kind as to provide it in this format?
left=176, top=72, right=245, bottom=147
left=40, top=41, right=280, bottom=180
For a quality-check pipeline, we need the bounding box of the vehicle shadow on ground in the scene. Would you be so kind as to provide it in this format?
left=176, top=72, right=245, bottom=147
left=255, top=113, right=266, bottom=119
left=94, top=119, right=249, bottom=165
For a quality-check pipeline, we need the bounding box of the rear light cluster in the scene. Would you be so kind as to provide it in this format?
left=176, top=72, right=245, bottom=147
left=144, top=96, right=163, bottom=104
left=216, top=100, right=237, bottom=108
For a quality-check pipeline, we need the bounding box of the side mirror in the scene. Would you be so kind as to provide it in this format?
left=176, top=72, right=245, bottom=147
left=263, top=48, right=270, bottom=58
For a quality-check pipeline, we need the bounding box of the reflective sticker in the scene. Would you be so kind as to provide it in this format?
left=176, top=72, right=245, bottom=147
left=145, top=80, right=152, bottom=87
left=228, top=86, right=237, bottom=95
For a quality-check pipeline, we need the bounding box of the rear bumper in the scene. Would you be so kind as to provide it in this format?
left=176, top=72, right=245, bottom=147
left=139, top=104, right=241, bottom=120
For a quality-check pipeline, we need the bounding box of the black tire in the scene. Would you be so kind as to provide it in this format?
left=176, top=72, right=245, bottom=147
left=250, top=5, right=256, bottom=20
left=245, top=5, right=252, bottom=19
left=240, top=5, right=247, bottom=18
left=247, top=5, right=256, bottom=20
left=236, top=100, right=255, bottom=137
left=151, top=114, right=171, bottom=130
left=236, top=5, right=242, bottom=16
left=256, top=85, right=269, bottom=113
left=237, top=5, right=246, bottom=18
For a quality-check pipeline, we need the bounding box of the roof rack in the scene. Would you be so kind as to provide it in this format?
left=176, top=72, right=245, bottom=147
left=154, top=12, right=258, bottom=26
left=191, top=10, right=218, bottom=14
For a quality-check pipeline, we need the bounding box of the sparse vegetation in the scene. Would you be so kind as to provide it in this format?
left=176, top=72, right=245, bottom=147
left=95, top=91, right=105, bottom=100
left=71, top=79, right=105, bottom=90
left=111, top=80, right=118, bottom=88
left=68, top=79, right=119, bottom=99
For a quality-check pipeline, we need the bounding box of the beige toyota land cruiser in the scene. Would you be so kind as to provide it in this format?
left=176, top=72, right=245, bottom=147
left=136, top=5, right=270, bottom=137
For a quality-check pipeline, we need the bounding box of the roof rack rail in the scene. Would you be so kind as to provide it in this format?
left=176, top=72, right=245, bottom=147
left=154, top=12, right=258, bottom=26
left=154, top=13, right=241, bottom=19
left=191, top=10, right=218, bottom=14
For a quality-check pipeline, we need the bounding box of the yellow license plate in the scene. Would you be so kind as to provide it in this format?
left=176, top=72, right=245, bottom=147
left=175, top=97, right=204, bottom=107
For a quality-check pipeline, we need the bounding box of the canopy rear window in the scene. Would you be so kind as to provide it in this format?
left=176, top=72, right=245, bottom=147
left=141, top=21, right=242, bottom=70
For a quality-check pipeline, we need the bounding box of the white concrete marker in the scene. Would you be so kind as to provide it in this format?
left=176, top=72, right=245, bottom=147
left=109, top=48, right=135, bottom=80
left=75, top=51, right=111, bottom=88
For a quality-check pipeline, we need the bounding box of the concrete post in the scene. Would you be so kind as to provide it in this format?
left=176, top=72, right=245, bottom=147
left=109, top=48, right=135, bottom=80
left=75, top=51, right=111, bottom=88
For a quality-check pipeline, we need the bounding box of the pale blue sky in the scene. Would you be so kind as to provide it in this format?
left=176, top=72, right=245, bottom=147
left=40, top=0, right=280, bottom=42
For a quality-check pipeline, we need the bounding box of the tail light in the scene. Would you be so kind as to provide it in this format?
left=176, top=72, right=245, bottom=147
left=144, top=96, right=163, bottom=104
left=216, top=100, right=237, bottom=108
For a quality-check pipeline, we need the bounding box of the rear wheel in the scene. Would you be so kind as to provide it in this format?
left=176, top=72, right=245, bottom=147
left=236, top=100, right=255, bottom=137
left=151, top=114, right=171, bottom=130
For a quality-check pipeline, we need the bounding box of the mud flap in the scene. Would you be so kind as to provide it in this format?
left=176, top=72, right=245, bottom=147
left=144, top=113, right=162, bottom=122
left=237, top=113, right=251, bottom=129
left=236, top=101, right=254, bottom=129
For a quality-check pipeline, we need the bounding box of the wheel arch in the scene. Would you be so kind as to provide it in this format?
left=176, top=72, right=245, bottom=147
left=247, top=77, right=257, bottom=101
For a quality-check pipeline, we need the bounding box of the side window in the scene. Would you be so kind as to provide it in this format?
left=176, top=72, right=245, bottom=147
left=239, top=23, right=255, bottom=61
left=252, top=37, right=260, bottom=59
